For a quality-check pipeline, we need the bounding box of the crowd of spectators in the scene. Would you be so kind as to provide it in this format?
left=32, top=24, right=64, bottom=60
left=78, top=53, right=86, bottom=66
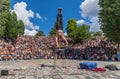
left=65, top=37, right=118, bottom=61
left=0, top=36, right=55, bottom=61
left=0, top=36, right=119, bottom=61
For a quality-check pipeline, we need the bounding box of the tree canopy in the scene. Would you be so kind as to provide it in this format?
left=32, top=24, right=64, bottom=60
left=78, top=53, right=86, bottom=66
left=17, top=20, right=25, bottom=35
left=66, top=19, right=91, bottom=43
left=0, top=0, right=10, bottom=37
left=0, top=0, right=25, bottom=40
left=99, top=0, right=120, bottom=44
left=35, top=30, right=45, bottom=36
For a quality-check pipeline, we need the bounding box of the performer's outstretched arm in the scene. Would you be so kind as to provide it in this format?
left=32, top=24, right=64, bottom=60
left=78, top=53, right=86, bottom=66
left=55, top=36, right=59, bottom=47
left=61, top=34, right=68, bottom=45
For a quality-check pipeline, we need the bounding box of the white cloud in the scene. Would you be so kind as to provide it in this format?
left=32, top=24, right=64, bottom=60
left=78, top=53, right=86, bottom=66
left=12, top=1, right=40, bottom=36
left=80, top=0, right=100, bottom=32
left=34, top=25, right=39, bottom=30
left=36, top=13, right=42, bottom=19
left=80, top=0, right=100, bottom=18
left=76, top=20, right=85, bottom=25
left=40, top=16, right=47, bottom=22
left=24, top=29, right=37, bottom=36
left=89, top=16, right=100, bottom=31
left=64, top=32, right=67, bottom=36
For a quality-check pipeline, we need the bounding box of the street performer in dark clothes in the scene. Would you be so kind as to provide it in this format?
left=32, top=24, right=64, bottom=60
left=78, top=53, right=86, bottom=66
left=55, top=8, right=68, bottom=48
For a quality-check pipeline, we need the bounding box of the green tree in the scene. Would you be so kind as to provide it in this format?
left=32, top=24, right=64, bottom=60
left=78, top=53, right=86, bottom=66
left=66, top=19, right=77, bottom=42
left=17, top=20, right=25, bottom=35
left=66, top=19, right=91, bottom=43
left=90, top=31, right=103, bottom=39
left=4, top=11, right=18, bottom=39
left=99, top=0, right=120, bottom=49
left=0, top=0, right=10, bottom=37
left=4, top=11, right=25, bottom=39
left=0, top=0, right=25, bottom=40
left=93, top=31, right=103, bottom=37
left=35, top=30, right=45, bottom=36
left=0, top=0, right=9, bottom=12
left=75, top=24, right=91, bottom=43
left=49, top=22, right=57, bottom=36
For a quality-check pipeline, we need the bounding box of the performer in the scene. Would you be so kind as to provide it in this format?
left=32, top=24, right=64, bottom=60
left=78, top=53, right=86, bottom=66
left=55, top=8, right=68, bottom=48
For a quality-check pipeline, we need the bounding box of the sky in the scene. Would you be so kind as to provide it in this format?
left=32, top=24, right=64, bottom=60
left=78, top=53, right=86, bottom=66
left=10, top=0, right=100, bottom=36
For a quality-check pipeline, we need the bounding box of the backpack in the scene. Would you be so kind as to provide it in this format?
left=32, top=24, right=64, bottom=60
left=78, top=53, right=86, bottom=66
left=105, top=64, right=118, bottom=71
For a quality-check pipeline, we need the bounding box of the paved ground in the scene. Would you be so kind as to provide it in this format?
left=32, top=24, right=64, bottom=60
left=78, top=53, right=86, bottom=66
left=0, top=59, right=120, bottom=79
